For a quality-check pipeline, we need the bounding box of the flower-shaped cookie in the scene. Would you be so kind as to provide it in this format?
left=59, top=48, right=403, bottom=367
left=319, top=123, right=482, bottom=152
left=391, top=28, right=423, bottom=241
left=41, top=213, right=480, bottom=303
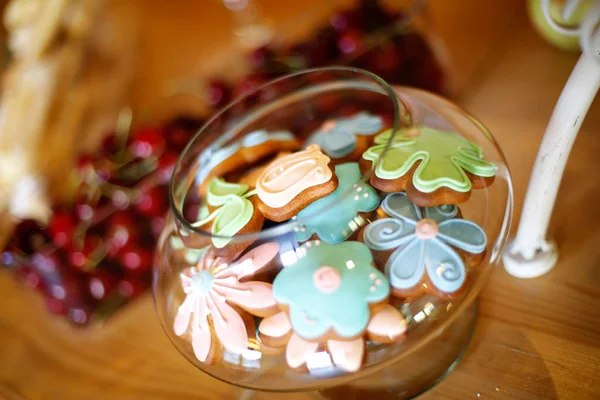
left=174, top=243, right=280, bottom=362
left=363, top=192, right=486, bottom=297
left=361, top=126, right=497, bottom=206
left=272, top=241, right=388, bottom=341
left=260, top=241, right=404, bottom=372
left=191, top=177, right=263, bottom=255
left=259, top=304, right=406, bottom=373
left=306, top=112, right=383, bottom=161
left=294, top=162, right=379, bottom=243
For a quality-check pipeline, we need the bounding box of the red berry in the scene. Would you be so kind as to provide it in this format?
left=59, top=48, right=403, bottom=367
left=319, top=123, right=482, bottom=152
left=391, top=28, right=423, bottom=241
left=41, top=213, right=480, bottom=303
left=31, top=250, right=62, bottom=279
left=395, top=33, right=429, bottom=63
left=49, top=210, right=76, bottom=248
left=247, top=46, right=273, bottom=68
left=206, top=80, right=233, bottom=108
left=87, top=271, right=118, bottom=301
left=129, top=128, right=165, bottom=159
left=68, top=304, right=94, bottom=326
left=74, top=201, right=95, bottom=222
left=68, top=236, right=104, bottom=271
left=101, top=133, right=119, bottom=155
left=135, top=185, right=167, bottom=218
left=18, top=266, right=45, bottom=292
left=410, top=55, right=444, bottom=93
left=234, top=74, right=268, bottom=98
left=330, top=12, right=350, bottom=31
left=337, top=28, right=365, bottom=55
left=45, top=272, right=85, bottom=307
left=117, top=276, right=148, bottom=298
left=13, top=219, right=49, bottom=255
left=77, top=154, right=97, bottom=169
left=46, top=297, right=68, bottom=315
left=368, top=43, right=402, bottom=77
left=106, top=211, right=139, bottom=257
left=110, top=188, right=131, bottom=210
left=118, top=245, right=154, bottom=274
left=156, top=152, right=178, bottom=184
left=164, top=116, right=203, bottom=133
left=1, top=249, right=20, bottom=268
left=290, top=28, right=338, bottom=68
left=164, top=128, right=192, bottom=153
left=93, top=159, right=116, bottom=182
left=330, top=9, right=363, bottom=31
left=151, top=216, right=165, bottom=238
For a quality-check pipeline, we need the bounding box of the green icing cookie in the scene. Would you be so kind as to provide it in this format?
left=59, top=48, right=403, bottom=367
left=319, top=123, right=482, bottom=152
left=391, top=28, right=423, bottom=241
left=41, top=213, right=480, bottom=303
left=362, top=126, right=497, bottom=193
left=206, top=178, right=249, bottom=207
left=192, top=177, right=256, bottom=248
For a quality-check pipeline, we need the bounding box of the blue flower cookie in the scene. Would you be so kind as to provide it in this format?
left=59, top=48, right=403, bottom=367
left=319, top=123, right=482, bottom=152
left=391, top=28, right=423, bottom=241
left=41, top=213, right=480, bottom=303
left=363, top=192, right=487, bottom=298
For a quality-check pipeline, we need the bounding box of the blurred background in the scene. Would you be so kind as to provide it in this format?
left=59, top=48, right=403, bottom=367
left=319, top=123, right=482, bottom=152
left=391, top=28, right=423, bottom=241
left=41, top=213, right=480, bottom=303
left=0, top=0, right=598, bottom=399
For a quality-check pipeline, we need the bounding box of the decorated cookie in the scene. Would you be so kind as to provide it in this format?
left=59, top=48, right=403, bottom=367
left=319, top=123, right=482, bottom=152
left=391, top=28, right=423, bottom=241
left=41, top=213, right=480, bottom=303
left=191, top=177, right=264, bottom=256
left=259, top=305, right=406, bottom=373
left=293, top=162, right=379, bottom=243
left=306, top=112, right=384, bottom=164
left=362, top=192, right=487, bottom=299
left=196, top=129, right=301, bottom=195
left=237, top=152, right=291, bottom=187
left=258, top=241, right=405, bottom=372
left=173, top=243, right=280, bottom=363
left=254, top=145, right=339, bottom=222
left=259, top=241, right=405, bottom=372
left=272, top=241, right=389, bottom=341
left=360, top=126, right=497, bottom=206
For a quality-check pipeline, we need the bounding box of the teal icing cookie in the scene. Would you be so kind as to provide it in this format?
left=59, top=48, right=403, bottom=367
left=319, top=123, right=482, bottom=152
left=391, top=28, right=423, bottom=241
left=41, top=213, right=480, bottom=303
left=293, top=162, right=379, bottom=243
left=272, top=241, right=389, bottom=340
left=362, top=126, right=497, bottom=193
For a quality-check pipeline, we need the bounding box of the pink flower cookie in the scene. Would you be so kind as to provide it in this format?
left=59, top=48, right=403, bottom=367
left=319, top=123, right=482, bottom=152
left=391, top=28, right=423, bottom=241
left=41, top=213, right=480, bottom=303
left=174, top=242, right=280, bottom=363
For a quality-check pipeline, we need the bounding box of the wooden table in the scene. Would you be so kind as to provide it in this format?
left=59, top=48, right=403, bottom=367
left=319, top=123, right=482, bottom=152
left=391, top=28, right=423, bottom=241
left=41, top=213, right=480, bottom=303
left=1, top=1, right=599, bottom=399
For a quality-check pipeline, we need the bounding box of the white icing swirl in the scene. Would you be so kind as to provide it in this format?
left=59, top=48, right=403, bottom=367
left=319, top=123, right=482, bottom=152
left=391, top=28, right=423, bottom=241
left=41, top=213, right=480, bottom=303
left=256, top=145, right=332, bottom=208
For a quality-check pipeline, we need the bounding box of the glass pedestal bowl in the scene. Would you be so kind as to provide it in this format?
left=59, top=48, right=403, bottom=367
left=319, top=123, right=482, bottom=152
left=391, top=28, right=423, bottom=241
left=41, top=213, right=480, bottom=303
left=154, top=67, right=513, bottom=399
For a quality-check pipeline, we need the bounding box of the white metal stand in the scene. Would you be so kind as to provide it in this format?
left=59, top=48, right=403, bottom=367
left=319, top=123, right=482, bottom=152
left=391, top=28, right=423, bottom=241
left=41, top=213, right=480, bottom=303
left=503, top=1, right=600, bottom=278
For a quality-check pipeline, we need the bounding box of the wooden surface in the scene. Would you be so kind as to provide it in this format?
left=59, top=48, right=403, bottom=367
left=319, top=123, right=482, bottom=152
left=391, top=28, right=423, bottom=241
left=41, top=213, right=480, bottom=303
left=2, top=1, right=600, bottom=399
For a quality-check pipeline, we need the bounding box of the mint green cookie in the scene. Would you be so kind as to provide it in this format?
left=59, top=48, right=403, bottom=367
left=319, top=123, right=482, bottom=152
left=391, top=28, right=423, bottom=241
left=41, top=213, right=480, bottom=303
left=362, top=126, right=497, bottom=193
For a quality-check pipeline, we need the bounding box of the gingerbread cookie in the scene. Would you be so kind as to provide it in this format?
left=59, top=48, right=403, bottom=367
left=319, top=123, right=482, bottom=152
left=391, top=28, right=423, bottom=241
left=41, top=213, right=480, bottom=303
left=362, top=192, right=487, bottom=299
left=237, top=152, right=291, bottom=187
left=293, top=162, right=379, bottom=243
left=258, top=241, right=406, bottom=372
left=306, top=112, right=384, bottom=164
left=254, top=145, right=338, bottom=222
left=173, top=243, right=280, bottom=363
left=191, top=177, right=263, bottom=256
left=196, top=129, right=301, bottom=195
left=360, top=126, right=497, bottom=207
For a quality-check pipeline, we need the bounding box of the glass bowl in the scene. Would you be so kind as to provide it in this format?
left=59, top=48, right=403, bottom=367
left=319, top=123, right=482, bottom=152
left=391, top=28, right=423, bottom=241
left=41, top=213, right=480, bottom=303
left=154, top=67, right=512, bottom=398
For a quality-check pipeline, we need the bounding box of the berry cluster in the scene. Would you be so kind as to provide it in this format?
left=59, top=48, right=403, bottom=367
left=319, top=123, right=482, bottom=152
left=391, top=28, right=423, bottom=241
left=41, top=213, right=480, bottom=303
left=2, top=118, right=202, bottom=326
left=202, top=2, right=444, bottom=123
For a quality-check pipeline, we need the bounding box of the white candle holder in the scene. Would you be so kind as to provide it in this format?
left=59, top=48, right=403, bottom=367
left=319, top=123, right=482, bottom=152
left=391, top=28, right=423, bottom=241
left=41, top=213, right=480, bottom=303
left=503, top=0, right=600, bottom=278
